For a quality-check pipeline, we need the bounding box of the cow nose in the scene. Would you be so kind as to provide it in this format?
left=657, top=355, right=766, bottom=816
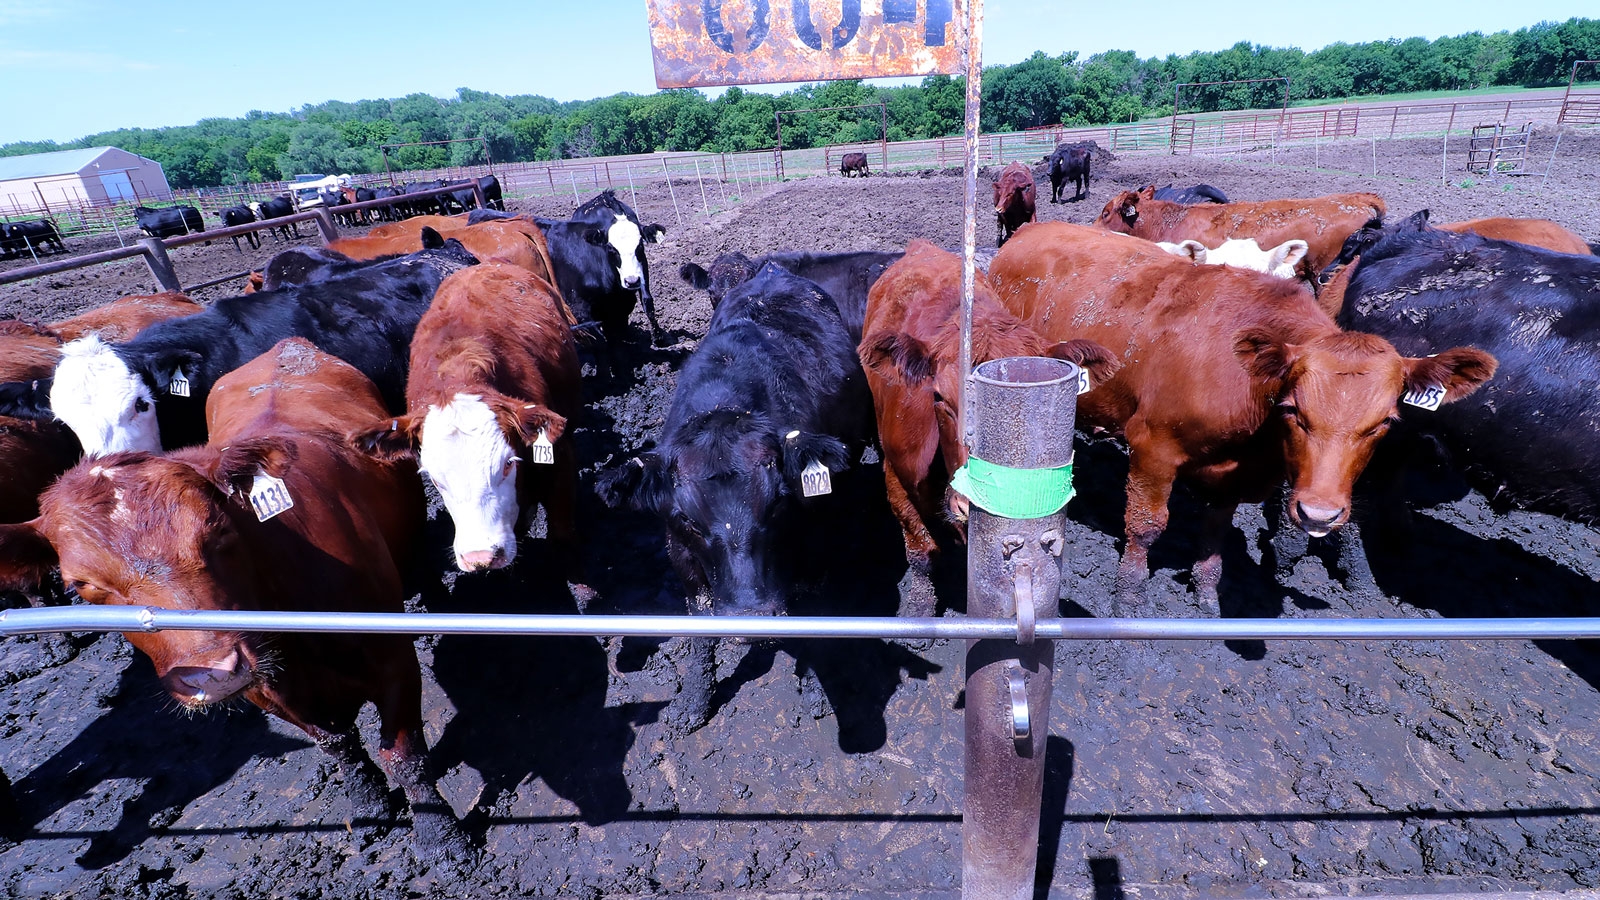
left=1296, top=502, right=1348, bottom=536
left=458, top=547, right=509, bottom=571
left=168, top=651, right=248, bottom=704
left=621, top=274, right=641, bottom=289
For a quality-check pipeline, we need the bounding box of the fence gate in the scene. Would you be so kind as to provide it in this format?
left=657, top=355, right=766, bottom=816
left=1467, top=121, right=1533, bottom=175
left=1558, top=60, right=1600, bottom=126
left=1169, top=117, right=1196, bottom=154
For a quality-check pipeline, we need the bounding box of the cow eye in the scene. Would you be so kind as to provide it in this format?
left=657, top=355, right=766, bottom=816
left=68, top=580, right=109, bottom=603
left=502, top=457, right=518, bottom=477
left=134, top=398, right=150, bottom=413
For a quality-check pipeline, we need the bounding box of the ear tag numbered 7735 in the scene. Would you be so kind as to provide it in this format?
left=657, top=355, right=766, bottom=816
left=530, top=430, right=555, bottom=465
left=168, top=369, right=191, bottom=398
left=249, top=472, right=294, bottom=522
left=1402, top=383, right=1445, bottom=411
left=801, top=459, right=832, bottom=497
left=1076, top=368, right=1091, bottom=395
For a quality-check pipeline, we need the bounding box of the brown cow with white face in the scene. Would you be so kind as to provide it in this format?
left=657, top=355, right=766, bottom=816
left=858, top=240, right=1118, bottom=615
left=1095, top=187, right=1386, bottom=292
left=351, top=262, right=582, bottom=581
left=0, top=338, right=467, bottom=858
left=990, top=223, right=1496, bottom=612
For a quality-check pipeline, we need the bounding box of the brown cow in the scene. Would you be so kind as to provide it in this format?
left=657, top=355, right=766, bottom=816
left=840, top=151, right=870, bottom=177
left=331, top=218, right=555, bottom=285
left=990, top=223, right=1495, bottom=612
left=1095, top=187, right=1387, bottom=281
left=47, top=293, right=202, bottom=343
left=351, top=262, right=583, bottom=582
left=0, top=338, right=467, bottom=857
left=858, top=240, right=1118, bottom=614
left=1437, top=217, right=1593, bottom=256
left=992, top=161, right=1036, bottom=248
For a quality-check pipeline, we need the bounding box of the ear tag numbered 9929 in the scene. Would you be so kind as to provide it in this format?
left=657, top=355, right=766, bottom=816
left=801, top=459, right=832, bottom=497
left=1076, top=367, right=1091, bottom=395
left=530, top=430, right=555, bottom=465
left=1402, top=383, right=1445, bottom=411
left=168, top=369, right=191, bottom=398
left=249, top=472, right=294, bottom=522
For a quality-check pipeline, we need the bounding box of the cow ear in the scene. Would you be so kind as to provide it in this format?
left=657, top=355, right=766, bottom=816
left=859, top=332, right=934, bottom=383
left=1118, top=193, right=1139, bottom=222
left=490, top=395, right=567, bottom=448
left=1045, top=339, right=1121, bottom=388
left=348, top=415, right=421, bottom=461
left=643, top=224, right=666, bottom=244
left=0, top=520, right=59, bottom=593
left=780, top=430, right=850, bottom=491
left=1137, top=186, right=1155, bottom=199
left=1402, top=347, right=1498, bottom=405
left=1165, top=240, right=1207, bottom=263
left=420, top=226, right=446, bottom=250
left=0, top=378, right=54, bottom=421
left=1233, top=328, right=1297, bottom=382
left=1271, top=240, right=1310, bottom=273
left=584, top=229, right=608, bottom=246
left=1403, top=209, right=1431, bottom=230
left=595, top=452, right=670, bottom=512
left=208, top=437, right=297, bottom=498
left=679, top=263, right=711, bottom=290
left=155, top=349, right=203, bottom=380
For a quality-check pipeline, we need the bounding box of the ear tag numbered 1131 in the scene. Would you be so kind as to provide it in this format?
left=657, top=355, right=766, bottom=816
left=530, top=430, right=555, bottom=465
left=168, top=369, right=191, bottom=398
left=801, top=459, right=832, bottom=497
left=249, top=472, right=294, bottom=522
left=1402, top=383, right=1445, bottom=411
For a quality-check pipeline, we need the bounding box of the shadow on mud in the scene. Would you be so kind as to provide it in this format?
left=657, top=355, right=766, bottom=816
left=14, top=653, right=308, bottom=868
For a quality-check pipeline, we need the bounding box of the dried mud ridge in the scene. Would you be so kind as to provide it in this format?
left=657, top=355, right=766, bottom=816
left=3, top=135, right=1600, bottom=898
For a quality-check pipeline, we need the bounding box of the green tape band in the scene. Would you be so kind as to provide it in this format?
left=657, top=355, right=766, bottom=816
left=950, top=455, right=1074, bottom=520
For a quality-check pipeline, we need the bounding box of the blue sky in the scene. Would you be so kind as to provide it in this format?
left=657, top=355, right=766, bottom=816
left=1, top=1, right=1592, bottom=144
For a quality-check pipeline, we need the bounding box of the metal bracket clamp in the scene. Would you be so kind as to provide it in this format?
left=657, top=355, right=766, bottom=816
left=1006, top=661, right=1030, bottom=744
left=1013, top=559, right=1035, bottom=646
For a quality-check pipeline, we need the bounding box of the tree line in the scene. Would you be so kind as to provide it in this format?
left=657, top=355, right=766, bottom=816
left=4, top=17, right=1596, bottom=189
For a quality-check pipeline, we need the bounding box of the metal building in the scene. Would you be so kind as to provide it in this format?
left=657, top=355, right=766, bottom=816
left=0, top=147, right=173, bottom=215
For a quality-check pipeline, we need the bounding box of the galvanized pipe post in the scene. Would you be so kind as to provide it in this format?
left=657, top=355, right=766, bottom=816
left=311, top=208, right=339, bottom=245
left=963, top=355, right=1077, bottom=900
left=138, top=237, right=183, bottom=293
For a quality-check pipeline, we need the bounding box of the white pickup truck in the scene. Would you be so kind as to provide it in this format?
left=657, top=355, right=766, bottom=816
left=287, top=174, right=351, bottom=210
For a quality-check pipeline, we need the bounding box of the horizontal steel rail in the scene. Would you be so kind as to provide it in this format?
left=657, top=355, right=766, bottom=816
left=4, top=606, right=1600, bottom=642
left=0, top=243, right=152, bottom=286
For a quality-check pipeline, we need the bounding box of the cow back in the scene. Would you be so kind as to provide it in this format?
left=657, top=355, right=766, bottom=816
left=0, top=320, right=62, bottom=382
left=49, top=293, right=203, bottom=344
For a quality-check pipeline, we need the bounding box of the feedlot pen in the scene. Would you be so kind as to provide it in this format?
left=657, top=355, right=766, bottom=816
left=3, top=135, right=1600, bottom=898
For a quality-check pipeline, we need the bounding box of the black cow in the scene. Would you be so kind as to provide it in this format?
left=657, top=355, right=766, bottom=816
left=840, top=152, right=870, bottom=177
left=370, top=185, right=402, bottom=222
left=253, top=196, right=298, bottom=240
left=217, top=205, right=260, bottom=251
left=133, top=206, right=203, bottom=239
left=478, top=175, right=505, bottom=211
left=1046, top=142, right=1091, bottom=203
left=259, top=246, right=398, bottom=292
left=0, top=219, right=65, bottom=258
left=679, top=250, right=903, bottom=344
left=596, top=262, right=876, bottom=733
left=47, top=229, right=478, bottom=455
left=1151, top=183, right=1229, bottom=205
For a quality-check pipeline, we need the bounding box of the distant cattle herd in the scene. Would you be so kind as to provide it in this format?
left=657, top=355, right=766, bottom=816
left=2, top=142, right=1599, bottom=865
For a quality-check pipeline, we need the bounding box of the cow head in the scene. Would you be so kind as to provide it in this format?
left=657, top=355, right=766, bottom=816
left=583, top=213, right=664, bottom=293
left=1235, top=329, right=1497, bottom=536
left=352, top=393, right=565, bottom=572
left=1158, top=238, right=1310, bottom=280
left=0, top=447, right=293, bottom=708
left=1096, top=190, right=1143, bottom=232
left=596, top=413, right=848, bottom=615
left=51, top=336, right=199, bottom=455
left=679, top=252, right=757, bottom=308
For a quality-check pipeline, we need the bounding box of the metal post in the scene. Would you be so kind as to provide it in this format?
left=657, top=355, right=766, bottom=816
left=471, top=181, right=488, bottom=210
left=311, top=208, right=339, bottom=244
left=662, top=160, right=683, bottom=226
left=956, top=0, right=984, bottom=454
left=569, top=170, right=580, bottom=205
left=626, top=164, right=638, bottom=210
left=693, top=159, right=710, bottom=214
left=138, top=237, right=183, bottom=293
left=963, top=356, right=1073, bottom=900
left=882, top=101, right=890, bottom=171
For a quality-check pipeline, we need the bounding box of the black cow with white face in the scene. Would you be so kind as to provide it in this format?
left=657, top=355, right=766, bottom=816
left=133, top=206, right=203, bottom=239
left=48, top=230, right=477, bottom=455
left=597, top=263, right=876, bottom=733
left=217, top=205, right=260, bottom=250
left=679, top=249, right=903, bottom=344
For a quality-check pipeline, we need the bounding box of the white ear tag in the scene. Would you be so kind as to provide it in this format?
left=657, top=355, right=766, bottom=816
left=249, top=472, right=294, bottom=521
left=530, top=430, right=555, bottom=465
left=168, top=369, right=191, bottom=397
left=801, top=459, right=832, bottom=497
left=1401, top=383, right=1445, bottom=411
left=1076, top=368, right=1091, bottom=395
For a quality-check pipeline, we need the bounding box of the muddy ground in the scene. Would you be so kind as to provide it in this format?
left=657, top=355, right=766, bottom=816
left=2, top=134, right=1600, bottom=899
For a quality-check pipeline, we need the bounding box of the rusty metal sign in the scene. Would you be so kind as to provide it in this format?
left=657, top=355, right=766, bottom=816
left=647, top=0, right=964, bottom=88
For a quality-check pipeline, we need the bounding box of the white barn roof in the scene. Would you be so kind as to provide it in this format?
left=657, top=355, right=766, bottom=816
left=0, top=147, right=131, bottom=181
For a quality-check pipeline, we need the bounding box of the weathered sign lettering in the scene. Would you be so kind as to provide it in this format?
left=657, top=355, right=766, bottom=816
left=648, top=0, right=963, bottom=88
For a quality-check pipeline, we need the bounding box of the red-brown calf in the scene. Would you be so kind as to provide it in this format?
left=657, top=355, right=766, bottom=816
left=858, top=240, right=1118, bottom=615
left=1437, top=217, right=1592, bottom=256
left=991, top=223, right=1495, bottom=612
left=0, top=338, right=466, bottom=857
left=991, top=161, right=1036, bottom=248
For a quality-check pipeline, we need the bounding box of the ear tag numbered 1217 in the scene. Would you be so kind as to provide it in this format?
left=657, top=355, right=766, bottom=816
left=249, top=472, right=294, bottom=522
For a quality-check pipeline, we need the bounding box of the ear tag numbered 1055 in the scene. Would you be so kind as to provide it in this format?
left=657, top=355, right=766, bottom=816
left=801, top=459, right=832, bottom=497
left=1076, top=368, right=1091, bottom=395
left=530, top=430, right=555, bottom=465
left=249, top=472, right=294, bottom=522
left=168, top=369, right=191, bottom=398
left=1402, top=383, right=1445, bottom=411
